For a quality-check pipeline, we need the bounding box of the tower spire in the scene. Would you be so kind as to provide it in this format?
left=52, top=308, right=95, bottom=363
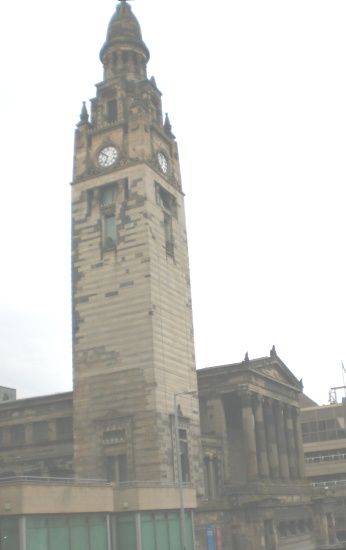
left=100, top=0, right=149, bottom=81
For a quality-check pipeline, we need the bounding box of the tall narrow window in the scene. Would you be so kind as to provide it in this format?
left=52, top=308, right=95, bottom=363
left=212, top=457, right=220, bottom=496
left=156, top=184, right=177, bottom=218
left=105, top=215, right=116, bottom=246
left=179, top=428, right=190, bottom=482
left=107, top=100, right=118, bottom=123
left=100, top=184, right=117, bottom=249
left=118, top=454, right=128, bottom=482
left=164, top=213, right=174, bottom=257
left=106, top=457, right=116, bottom=482
left=106, top=455, right=128, bottom=483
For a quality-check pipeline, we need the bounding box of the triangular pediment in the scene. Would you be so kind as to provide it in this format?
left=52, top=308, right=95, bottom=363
left=251, top=357, right=302, bottom=390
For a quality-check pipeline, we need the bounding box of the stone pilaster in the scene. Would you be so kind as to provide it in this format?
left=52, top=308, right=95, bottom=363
left=240, top=391, right=259, bottom=481
left=327, top=512, right=337, bottom=545
left=207, top=457, right=215, bottom=498
left=262, top=398, right=280, bottom=480
left=253, top=395, right=270, bottom=479
left=312, top=505, right=331, bottom=548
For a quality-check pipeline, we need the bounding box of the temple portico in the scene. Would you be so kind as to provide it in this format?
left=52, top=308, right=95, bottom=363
left=198, top=352, right=307, bottom=487
left=195, top=351, right=336, bottom=550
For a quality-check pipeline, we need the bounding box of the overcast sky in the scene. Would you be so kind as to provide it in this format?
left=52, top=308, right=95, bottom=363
left=0, top=0, right=345, bottom=405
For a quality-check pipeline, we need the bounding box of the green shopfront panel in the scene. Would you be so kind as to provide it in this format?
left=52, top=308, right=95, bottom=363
left=26, top=514, right=108, bottom=550
left=117, top=514, right=137, bottom=550
left=49, top=516, right=69, bottom=550
left=27, top=517, right=49, bottom=550
left=0, top=517, right=20, bottom=550
left=141, top=512, right=193, bottom=550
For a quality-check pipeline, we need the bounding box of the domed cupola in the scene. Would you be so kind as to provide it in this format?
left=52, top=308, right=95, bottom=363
left=100, top=1, right=150, bottom=81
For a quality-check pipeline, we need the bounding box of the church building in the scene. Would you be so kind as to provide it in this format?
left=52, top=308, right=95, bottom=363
left=0, top=3, right=340, bottom=549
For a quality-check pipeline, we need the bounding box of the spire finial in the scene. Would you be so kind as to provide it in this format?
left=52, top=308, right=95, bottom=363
left=79, top=101, right=89, bottom=125
left=270, top=345, right=277, bottom=357
left=164, top=112, right=175, bottom=138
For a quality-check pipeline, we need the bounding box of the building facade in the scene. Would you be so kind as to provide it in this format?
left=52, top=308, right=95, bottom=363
left=301, top=398, right=346, bottom=543
left=194, top=350, right=338, bottom=550
left=0, top=2, right=341, bottom=549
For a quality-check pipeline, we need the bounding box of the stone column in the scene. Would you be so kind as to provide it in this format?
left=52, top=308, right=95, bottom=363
left=253, top=395, right=270, bottom=479
left=312, top=505, right=330, bottom=548
left=292, top=407, right=306, bottom=479
left=273, top=401, right=290, bottom=481
left=262, top=398, right=280, bottom=480
left=207, top=457, right=215, bottom=498
left=284, top=405, right=298, bottom=480
left=240, top=390, right=259, bottom=481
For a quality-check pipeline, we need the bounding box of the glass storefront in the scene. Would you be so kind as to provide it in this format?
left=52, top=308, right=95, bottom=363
left=0, top=511, right=194, bottom=550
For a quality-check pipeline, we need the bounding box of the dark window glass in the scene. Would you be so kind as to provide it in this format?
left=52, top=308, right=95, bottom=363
left=118, top=455, right=128, bottom=482
left=56, top=417, right=73, bottom=438
left=10, top=424, right=25, bottom=443
left=108, top=100, right=117, bottom=123
left=203, top=457, right=210, bottom=499
left=33, top=421, right=49, bottom=442
left=106, top=455, right=128, bottom=483
left=164, top=213, right=174, bottom=257
left=179, top=429, right=190, bottom=482
left=212, top=457, right=219, bottom=496
left=105, top=216, right=116, bottom=245
left=100, top=185, right=117, bottom=207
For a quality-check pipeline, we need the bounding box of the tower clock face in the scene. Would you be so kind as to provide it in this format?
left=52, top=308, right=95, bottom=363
left=157, top=151, right=168, bottom=174
left=98, top=146, right=118, bottom=167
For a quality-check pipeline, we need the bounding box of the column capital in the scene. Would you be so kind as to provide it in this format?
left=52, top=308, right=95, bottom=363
left=252, top=393, right=265, bottom=404
left=252, top=393, right=263, bottom=411
left=283, top=402, right=293, bottom=412
left=237, top=387, right=251, bottom=399
left=273, top=400, right=284, bottom=412
left=291, top=405, right=300, bottom=417
left=263, top=396, right=275, bottom=406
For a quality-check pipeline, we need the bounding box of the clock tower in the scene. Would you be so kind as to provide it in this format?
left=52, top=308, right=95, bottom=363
left=72, top=1, right=203, bottom=492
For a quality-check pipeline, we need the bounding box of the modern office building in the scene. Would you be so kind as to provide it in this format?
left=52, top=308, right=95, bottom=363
left=301, top=396, right=346, bottom=543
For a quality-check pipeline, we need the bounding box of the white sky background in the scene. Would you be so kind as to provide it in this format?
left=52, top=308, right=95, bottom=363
left=0, top=0, right=345, bottom=405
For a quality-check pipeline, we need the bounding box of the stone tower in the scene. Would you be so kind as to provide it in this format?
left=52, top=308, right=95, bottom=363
left=72, top=1, right=203, bottom=492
